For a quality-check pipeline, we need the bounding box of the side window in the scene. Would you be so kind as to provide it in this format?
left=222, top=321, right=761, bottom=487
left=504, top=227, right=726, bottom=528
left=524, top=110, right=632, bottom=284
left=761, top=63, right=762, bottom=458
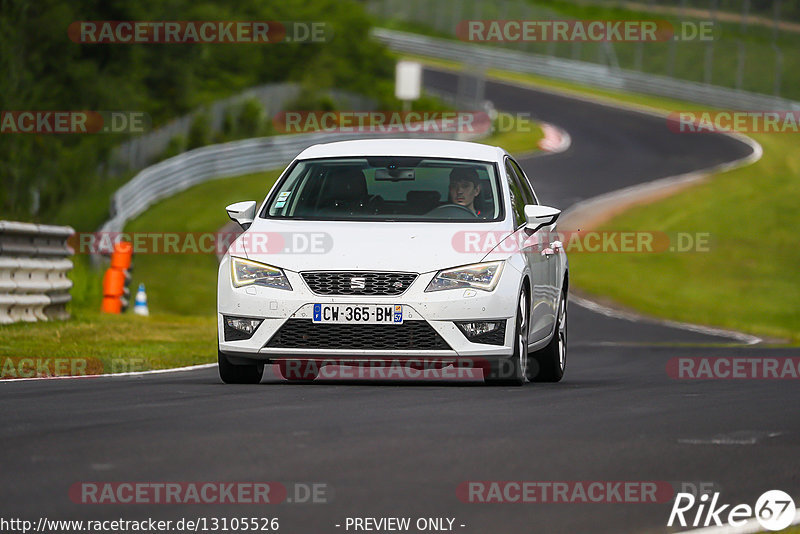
left=505, top=160, right=527, bottom=228
left=509, top=158, right=539, bottom=205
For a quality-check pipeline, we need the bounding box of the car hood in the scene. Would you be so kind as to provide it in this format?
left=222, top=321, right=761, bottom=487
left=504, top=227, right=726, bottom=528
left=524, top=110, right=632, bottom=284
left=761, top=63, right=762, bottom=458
left=233, top=218, right=513, bottom=273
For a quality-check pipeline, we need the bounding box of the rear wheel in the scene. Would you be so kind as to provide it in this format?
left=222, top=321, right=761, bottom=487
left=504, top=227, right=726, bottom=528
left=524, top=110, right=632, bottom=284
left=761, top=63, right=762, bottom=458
left=218, top=351, right=264, bottom=384
left=529, top=289, right=567, bottom=383
left=485, top=290, right=528, bottom=386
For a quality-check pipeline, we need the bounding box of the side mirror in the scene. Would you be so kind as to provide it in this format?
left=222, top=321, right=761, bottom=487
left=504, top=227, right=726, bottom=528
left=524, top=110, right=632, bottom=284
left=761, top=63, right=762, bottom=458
left=226, top=201, right=257, bottom=230
left=524, top=205, right=561, bottom=232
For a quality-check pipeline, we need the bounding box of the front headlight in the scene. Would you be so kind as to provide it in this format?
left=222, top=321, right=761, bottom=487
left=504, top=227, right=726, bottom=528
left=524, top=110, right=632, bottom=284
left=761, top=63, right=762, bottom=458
left=425, top=261, right=504, bottom=292
left=231, top=257, right=292, bottom=291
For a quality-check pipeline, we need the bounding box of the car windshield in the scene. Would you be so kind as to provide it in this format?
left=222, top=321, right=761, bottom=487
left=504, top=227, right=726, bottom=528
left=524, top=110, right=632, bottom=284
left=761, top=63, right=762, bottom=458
left=263, top=156, right=502, bottom=222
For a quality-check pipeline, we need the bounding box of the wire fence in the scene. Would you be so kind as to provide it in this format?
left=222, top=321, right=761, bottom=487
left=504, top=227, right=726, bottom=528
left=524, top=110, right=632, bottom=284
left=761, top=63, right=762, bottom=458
left=107, top=83, right=375, bottom=174
left=372, top=28, right=800, bottom=111
left=367, top=0, right=800, bottom=103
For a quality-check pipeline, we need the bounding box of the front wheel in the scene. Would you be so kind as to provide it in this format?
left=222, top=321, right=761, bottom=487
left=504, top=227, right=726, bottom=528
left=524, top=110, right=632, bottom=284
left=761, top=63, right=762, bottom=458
left=218, top=351, right=264, bottom=384
left=484, top=290, right=528, bottom=386
left=529, top=290, right=567, bottom=382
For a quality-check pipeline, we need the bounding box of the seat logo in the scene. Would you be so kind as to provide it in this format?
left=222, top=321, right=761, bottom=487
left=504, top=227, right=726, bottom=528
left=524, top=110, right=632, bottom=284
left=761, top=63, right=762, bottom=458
left=350, top=277, right=366, bottom=290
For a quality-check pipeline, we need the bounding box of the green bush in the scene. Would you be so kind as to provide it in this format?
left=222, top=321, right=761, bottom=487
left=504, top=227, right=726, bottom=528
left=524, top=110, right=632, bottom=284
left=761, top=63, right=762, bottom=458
left=187, top=112, right=212, bottom=150
left=236, top=98, right=266, bottom=139
left=162, top=135, right=187, bottom=160
left=0, top=0, right=398, bottom=227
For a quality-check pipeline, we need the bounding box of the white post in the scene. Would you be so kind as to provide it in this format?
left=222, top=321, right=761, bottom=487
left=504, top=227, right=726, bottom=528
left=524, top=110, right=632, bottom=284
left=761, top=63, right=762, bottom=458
left=395, top=60, right=422, bottom=112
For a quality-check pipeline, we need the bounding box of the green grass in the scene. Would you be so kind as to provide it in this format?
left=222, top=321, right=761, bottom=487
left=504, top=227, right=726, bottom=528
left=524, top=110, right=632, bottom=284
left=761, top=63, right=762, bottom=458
left=571, top=132, right=800, bottom=344
left=489, top=112, right=544, bottom=156
left=0, top=313, right=216, bottom=376
left=50, top=173, right=135, bottom=233
left=403, top=51, right=800, bottom=344
left=124, top=171, right=281, bottom=316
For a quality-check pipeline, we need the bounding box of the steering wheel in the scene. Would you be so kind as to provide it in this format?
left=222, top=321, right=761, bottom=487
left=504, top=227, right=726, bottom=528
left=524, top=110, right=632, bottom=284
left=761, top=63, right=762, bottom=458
left=425, top=203, right=478, bottom=219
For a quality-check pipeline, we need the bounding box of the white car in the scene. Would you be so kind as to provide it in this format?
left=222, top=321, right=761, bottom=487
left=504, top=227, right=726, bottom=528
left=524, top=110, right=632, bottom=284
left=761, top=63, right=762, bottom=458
left=217, top=139, right=568, bottom=385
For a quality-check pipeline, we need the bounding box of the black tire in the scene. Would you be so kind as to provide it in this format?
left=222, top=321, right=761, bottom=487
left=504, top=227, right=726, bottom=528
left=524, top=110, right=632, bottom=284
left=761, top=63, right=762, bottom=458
left=485, top=290, right=528, bottom=386
left=218, top=351, right=264, bottom=384
left=529, top=289, right=567, bottom=383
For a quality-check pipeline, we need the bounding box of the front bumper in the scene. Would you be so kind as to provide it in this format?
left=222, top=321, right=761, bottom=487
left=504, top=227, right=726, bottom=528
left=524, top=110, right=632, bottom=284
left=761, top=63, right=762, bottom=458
left=217, top=255, right=521, bottom=361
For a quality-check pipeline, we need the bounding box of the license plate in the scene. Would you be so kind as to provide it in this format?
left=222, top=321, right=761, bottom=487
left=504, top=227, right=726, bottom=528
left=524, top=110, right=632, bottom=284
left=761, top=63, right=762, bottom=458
left=312, top=304, right=403, bottom=324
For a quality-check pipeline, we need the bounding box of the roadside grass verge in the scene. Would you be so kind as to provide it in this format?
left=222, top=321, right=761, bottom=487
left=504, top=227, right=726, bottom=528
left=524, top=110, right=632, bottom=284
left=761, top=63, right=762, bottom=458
left=0, top=313, right=216, bottom=376
left=124, top=171, right=282, bottom=317
left=490, top=113, right=544, bottom=156
left=572, top=132, right=800, bottom=344
left=401, top=53, right=800, bottom=344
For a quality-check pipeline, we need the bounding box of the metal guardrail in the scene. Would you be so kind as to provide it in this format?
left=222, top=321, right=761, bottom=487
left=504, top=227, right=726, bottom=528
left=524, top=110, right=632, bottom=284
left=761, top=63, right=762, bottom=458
left=0, top=221, right=74, bottom=324
left=108, top=83, right=376, bottom=174
left=372, top=28, right=800, bottom=111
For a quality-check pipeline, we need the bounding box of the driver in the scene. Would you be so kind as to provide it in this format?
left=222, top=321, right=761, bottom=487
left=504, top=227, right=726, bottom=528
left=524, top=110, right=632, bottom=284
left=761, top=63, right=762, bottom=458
left=448, top=167, right=482, bottom=215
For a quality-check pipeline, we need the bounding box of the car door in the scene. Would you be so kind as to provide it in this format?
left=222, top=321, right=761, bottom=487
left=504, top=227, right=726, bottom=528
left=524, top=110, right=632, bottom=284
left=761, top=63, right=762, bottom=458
left=504, top=158, right=553, bottom=342
left=509, top=158, right=560, bottom=326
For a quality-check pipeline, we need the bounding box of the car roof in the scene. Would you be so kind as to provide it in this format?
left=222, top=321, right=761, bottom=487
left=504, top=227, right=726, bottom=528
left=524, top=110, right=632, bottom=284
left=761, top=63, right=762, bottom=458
left=295, top=138, right=507, bottom=162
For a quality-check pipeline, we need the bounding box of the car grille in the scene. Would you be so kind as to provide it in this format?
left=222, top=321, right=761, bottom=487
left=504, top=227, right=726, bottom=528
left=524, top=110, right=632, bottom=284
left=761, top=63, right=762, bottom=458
left=477, top=323, right=506, bottom=346
left=265, top=320, right=450, bottom=351
left=301, top=271, right=417, bottom=296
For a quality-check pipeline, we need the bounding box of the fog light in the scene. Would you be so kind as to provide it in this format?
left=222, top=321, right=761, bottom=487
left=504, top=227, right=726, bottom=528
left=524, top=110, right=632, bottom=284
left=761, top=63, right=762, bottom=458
left=224, top=316, right=263, bottom=341
left=455, top=320, right=506, bottom=345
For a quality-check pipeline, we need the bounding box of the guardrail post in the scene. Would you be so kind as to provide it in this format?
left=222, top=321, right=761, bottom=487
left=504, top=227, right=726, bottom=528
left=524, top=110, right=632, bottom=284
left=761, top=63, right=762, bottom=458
left=0, top=221, right=74, bottom=324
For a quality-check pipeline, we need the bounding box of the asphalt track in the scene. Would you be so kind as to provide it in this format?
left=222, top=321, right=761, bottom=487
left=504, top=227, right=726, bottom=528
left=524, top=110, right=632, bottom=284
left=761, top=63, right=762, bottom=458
left=1, top=69, right=798, bottom=534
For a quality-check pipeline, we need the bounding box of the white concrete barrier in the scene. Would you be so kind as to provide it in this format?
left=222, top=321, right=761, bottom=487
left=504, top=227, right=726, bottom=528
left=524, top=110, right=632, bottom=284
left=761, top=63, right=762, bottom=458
left=0, top=221, right=74, bottom=324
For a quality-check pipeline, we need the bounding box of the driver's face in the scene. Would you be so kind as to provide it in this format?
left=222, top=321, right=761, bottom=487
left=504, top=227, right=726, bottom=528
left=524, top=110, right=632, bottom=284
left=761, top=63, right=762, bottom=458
left=449, top=179, right=480, bottom=210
